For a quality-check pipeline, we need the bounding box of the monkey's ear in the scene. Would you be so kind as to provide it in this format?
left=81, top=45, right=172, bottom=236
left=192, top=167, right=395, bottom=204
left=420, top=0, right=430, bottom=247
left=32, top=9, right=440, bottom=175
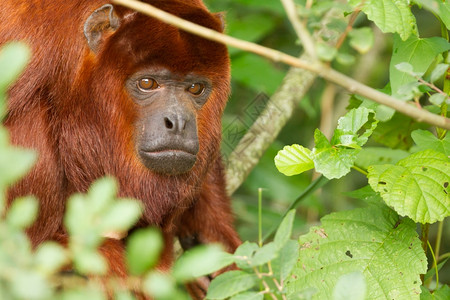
left=214, top=12, right=226, bottom=32
left=84, top=4, right=120, bottom=53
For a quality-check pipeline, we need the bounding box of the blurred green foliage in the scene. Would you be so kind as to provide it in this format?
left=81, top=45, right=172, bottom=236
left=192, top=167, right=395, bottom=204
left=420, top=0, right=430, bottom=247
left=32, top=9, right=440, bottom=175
left=206, top=0, right=450, bottom=288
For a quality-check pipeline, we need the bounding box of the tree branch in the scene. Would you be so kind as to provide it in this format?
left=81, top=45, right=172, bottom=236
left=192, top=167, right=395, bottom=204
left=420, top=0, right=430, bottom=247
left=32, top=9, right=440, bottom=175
left=280, top=0, right=317, bottom=60
left=112, top=0, right=450, bottom=132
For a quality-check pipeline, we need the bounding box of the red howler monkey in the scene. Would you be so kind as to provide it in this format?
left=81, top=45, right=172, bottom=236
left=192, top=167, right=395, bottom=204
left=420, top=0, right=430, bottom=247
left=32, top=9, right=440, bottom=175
left=0, top=0, right=240, bottom=298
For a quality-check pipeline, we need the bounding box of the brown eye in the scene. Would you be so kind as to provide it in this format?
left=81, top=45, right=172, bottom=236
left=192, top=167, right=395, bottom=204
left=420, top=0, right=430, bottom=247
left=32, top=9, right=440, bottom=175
left=137, top=78, right=159, bottom=91
left=188, top=83, right=205, bottom=96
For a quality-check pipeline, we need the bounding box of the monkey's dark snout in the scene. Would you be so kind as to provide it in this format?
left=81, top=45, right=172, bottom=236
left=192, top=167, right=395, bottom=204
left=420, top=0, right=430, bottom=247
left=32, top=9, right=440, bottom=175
left=138, top=109, right=199, bottom=175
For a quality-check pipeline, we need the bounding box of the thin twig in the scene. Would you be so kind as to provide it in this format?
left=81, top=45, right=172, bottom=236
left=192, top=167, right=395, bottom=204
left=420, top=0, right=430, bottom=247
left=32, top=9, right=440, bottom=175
left=420, top=223, right=430, bottom=284
left=112, top=0, right=450, bottom=131
left=418, top=77, right=448, bottom=96
left=281, top=0, right=317, bottom=60
left=335, top=9, right=361, bottom=51
left=319, top=83, right=337, bottom=139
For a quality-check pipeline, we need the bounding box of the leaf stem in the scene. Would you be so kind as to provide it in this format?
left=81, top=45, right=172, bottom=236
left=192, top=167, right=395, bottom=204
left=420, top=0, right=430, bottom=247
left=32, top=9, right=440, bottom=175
left=434, top=220, right=444, bottom=262
left=420, top=223, right=430, bottom=283
left=351, top=165, right=368, bottom=176
left=253, top=267, right=277, bottom=300
left=258, top=188, right=263, bottom=248
left=335, top=9, right=361, bottom=51
left=416, top=77, right=448, bottom=96
left=263, top=175, right=329, bottom=242
left=438, top=252, right=450, bottom=261
left=427, top=240, right=439, bottom=289
left=437, top=103, right=448, bottom=139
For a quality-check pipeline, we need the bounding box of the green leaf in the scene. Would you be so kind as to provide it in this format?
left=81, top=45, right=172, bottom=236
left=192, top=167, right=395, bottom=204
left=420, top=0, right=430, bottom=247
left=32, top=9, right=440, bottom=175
left=429, top=93, right=449, bottom=106
left=234, top=242, right=259, bottom=269
left=368, top=149, right=450, bottom=224
left=332, top=272, right=366, bottom=300
left=395, top=62, right=417, bottom=75
left=372, top=112, right=427, bottom=150
left=143, top=271, right=176, bottom=299
left=430, top=63, right=449, bottom=83
left=412, top=129, right=450, bottom=156
left=439, top=1, right=450, bottom=30
left=286, top=204, right=427, bottom=299
left=390, top=35, right=450, bottom=97
left=207, top=270, right=257, bottom=299
left=336, top=108, right=369, bottom=138
left=229, top=292, right=263, bottom=300
left=317, top=42, right=337, bottom=62
left=65, top=194, right=89, bottom=236
left=6, top=196, right=39, bottom=229
left=312, top=138, right=359, bottom=179
left=0, top=145, right=37, bottom=186
left=248, top=242, right=278, bottom=267
left=350, top=0, right=417, bottom=40
left=345, top=185, right=386, bottom=206
left=233, top=241, right=279, bottom=268
left=231, top=53, right=285, bottom=94
left=273, top=209, right=296, bottom=249
left=73, top=250, right=107, bottom=275
left=348, top=27, right=374, bottom=54
left=100, top=200, right=142, bottom=233
left=58, top=287, right=106, bottom=300
left=88, top=176, right=117, bottom=214
left=420, top=284, right=450, bottom=300
left=11, top=271, right=52, bottom=300
left=336, top=52, right=356, bottom=66
left=275, top=145, right=314, bottom=176
left=356, top=147, right=409, bottom=170
left=173, top=244, right=233, bottom=281
left=397, top=81, right=423, bottom=100
left=34, top=242, right=68, bottom=274
left=271, top=239, right=298, bottom=281
left=226, top=11, right=279, bottom=44
left=114, top=291, right=135, bottom=300
left=432, top=284, right=450, bottom=299
left=414, top=1, right=450, bottom=31
left=424, top=257, right=449, bottom=282
left=126, top=228, right=163, bottom=275
left=308, top=108, right=377, bottom=179
left=0, top=42, right=31, bottom=93
left=336, top=107, right=377, bottom=147
left=234, top=0, right=285, bottom=14
left=349, top=90, right=396, bottom=122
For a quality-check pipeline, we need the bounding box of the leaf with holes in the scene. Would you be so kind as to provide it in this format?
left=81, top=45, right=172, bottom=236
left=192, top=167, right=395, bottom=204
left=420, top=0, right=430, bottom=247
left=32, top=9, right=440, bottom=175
left=368, top=149, right=450, bottom=224
left=349, top=0, right=417, bottom=40
left=286, top=203, right=427, bottom=299
left=312, top=129, right=360, bottom=179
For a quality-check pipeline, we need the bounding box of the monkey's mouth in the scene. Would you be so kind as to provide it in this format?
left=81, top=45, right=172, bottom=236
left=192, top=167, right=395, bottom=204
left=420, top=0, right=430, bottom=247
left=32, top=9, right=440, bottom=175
left=139, top=148, right=197, bottom=175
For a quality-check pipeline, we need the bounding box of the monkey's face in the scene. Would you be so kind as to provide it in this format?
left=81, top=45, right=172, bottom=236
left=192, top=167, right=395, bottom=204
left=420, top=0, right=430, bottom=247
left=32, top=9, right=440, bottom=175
left=126, top=68, right=212, bottom=175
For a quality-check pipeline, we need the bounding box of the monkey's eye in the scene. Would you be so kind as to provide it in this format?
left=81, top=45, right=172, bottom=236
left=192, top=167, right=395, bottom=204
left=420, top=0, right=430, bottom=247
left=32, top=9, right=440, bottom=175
left=137, top=78, right=159, bottom=91
left=187, top=83, right=205, bottom=96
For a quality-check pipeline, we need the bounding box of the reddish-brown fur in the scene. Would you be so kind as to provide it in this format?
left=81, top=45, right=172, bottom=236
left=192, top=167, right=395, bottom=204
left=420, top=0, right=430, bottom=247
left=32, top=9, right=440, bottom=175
left=1, top=0, right=240, bottom=295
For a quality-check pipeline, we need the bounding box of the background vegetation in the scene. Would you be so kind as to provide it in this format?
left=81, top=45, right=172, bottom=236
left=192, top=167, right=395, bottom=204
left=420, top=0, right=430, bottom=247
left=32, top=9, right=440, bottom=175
left=207, top=0, right=450, bottom=284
